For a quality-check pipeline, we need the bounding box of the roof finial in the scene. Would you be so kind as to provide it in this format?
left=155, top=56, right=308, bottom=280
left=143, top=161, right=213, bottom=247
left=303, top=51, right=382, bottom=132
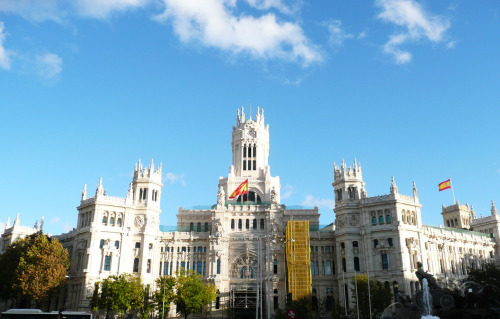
left=413, top=181, right=418, bottom=197
left=492, top=200, right=498, bottom=216
left=390, top=177, right=398, bottom=194
left=82, top=184, right=87, bottom=201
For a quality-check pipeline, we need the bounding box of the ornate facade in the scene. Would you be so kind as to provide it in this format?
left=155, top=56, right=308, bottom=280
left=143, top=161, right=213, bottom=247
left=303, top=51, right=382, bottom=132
left=1, top=108, right=499, bottom=317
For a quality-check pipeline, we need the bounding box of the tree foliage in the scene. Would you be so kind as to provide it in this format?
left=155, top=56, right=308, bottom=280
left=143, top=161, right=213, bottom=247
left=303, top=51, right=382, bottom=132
left=89, top=274, right=143, bottom=316
left=137, top=285, right=155, bottom=319
left=351, top=274, right=392, bottom=318
left=466, top=263, right=500, bottom=288
left=0, top=232, right=69, bottom=307
left=153, top=276, right=176, bottom=319
left=174, top=270, right=217, bottom=319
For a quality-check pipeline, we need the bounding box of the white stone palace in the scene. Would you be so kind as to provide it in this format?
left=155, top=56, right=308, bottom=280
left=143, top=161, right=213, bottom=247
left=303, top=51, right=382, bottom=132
left=1, top=108, right=499, bottom=317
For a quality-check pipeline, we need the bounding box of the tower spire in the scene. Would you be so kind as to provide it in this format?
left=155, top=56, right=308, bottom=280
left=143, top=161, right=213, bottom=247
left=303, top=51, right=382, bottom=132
left=492, top=200, right=498, bottom=216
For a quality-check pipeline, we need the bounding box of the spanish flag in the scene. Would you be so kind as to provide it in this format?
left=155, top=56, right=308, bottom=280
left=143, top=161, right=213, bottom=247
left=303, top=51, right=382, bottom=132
left=229, top=179, right=248, bottom=199
left=438, top=179, right=451, bottom=191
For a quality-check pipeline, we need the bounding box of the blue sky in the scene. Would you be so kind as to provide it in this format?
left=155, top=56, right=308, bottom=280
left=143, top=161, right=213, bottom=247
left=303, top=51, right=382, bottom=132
left=0, top=0, right=499, bottom=235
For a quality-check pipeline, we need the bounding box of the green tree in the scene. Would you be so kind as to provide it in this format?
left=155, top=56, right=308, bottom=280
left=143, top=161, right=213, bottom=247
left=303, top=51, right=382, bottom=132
left=351, top=274, right=392, bottom=318
left=137, top=285, right=155, bottom=319
left=0, top=232, right=70, bottom=309
left=0, top=235, right=32, bottom=300
left=174, top=270, right=217, bottom=319
left=466, top=263, right=500, bottom=288
left=153, top=276, right=176, bottom=319
left=89, top=274, right=143, bottom=317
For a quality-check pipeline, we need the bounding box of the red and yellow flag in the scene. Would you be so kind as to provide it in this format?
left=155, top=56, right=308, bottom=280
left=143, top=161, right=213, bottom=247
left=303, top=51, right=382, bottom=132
left=229, top=179, right=248, bottom=199
left=438, top=179, right=451, bottom=191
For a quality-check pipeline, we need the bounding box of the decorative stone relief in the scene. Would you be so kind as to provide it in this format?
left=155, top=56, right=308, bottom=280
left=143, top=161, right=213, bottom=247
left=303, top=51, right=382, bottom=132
left=134, top=216, right=144, bottom=227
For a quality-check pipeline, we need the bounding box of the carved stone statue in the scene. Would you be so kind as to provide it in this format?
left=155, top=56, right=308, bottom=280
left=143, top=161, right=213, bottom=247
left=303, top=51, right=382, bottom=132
left=217, top=186, right=225, bottom=207
left=415, top=261, right=440, bottom=289
left=271, top=187, right=278, bottom=205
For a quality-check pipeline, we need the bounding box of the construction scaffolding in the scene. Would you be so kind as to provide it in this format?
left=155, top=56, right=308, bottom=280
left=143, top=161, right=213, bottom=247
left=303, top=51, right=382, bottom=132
left=286, top=220, right=312, bottom=301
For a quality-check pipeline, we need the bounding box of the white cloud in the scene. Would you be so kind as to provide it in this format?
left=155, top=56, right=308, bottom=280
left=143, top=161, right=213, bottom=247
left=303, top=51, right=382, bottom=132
left=244, top=0, right=296, bottom=15
left=0, top=0, right=64, bottom=23
left=281, top=184, right=294, bottom=199
left=376, top=0, right=450, bottom=64
left=446, top=40, right=455, bottom=49
left=325, top=20, right=353, bottom=48
left=63, top=222, right=72, bottom=232
left=0, top=22, right=11, bottom=70
left=156, top=0, right=321, bottom=66
left=74, top=0, right=152, bottom=19
left=357, top=31, right=367, bottom=39
left=35, top=53, right=63, bottom=79
left=301, top=195, right=335, bottom=210
left=164, top=172, right=186, bottom=186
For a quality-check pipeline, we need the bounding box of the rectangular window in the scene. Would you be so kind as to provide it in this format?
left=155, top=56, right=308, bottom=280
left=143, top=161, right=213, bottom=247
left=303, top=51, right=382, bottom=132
left=379, top=216, right=384, bottom=224
left=133, top=258, right=139, bottom=272
left=215, top=297, right=220, bottom=309
left=326, top=261, right=332, bottom=275
left=203, top=261, right=206, bottom=276
left=147, top=259, right=151, bottom=273
left=135, top=242, right=141, bottom=249
left=115, top=241, right=119, bottom=249
left=372, top=216, right=377, bottom=225
left=253, top=160, right=256, bottom=170
left=217, top=259, right=221, bottom=274
left=248, top=160, right=251, bottom=170
left=159, top=262, right=162, bottom=276
left=274, top=296, right=279, bottom=310
left=311, top=261, right=315, bottom=275
left=381, top=254, right=389, bottom=270
left=181, top=261, right=186, bottom=270
left=274, top=259, right=278, bottom=274
left=104, top=256, right=111, bottom=271
left=243, top=160, right=246, bottom=170
left=197, top=261, right=202, bottom=274
left=165, top=262, right=169, bottom=275
left=243, top=146, right=247, bottom=157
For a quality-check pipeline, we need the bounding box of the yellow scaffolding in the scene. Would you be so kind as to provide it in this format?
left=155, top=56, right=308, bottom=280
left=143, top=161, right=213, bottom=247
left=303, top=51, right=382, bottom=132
left=286, top=220, right=312, bottom=301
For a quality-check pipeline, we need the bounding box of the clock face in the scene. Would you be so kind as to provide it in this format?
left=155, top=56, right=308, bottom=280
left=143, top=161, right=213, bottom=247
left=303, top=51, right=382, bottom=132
left=247, top=130, right=256, bottom=138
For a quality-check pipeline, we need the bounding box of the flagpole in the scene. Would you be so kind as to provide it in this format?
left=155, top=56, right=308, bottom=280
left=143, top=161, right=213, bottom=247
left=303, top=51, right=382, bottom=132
left=450, top=179, right=456, bottom=204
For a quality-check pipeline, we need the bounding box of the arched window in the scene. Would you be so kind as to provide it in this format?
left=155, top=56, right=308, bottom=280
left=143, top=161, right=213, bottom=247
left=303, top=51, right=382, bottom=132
left=249, top=266, right=254, bottom=278
left=238, top=219, right=242, bottom=230
left=99, top=239, right=105, bottom=248
left=197, top=222, right=201, bottom=232
left=353, top=241, right=358, bottom=248
left=117, top=217, right=122, bottom=227
left=372, top=216, right=377, bottom=225
left=102, top=215, right=107, bottom=224
left=342, top=258, right=346, bottom=272
left=386, top=215, right=391, bottom=223
left=240, top=266, right=246, bottom=279
left=260, top=218, right=265, bottom=229
left=190, top=222, right=194, bottom=231
left=379, top=215, right=384, bottom=224
left=231, top=219, right=235, bottom=230
left=246, top=219, right=250, bottom=229
left=204, top=222, right=209, bottom=232
left=110, top=216, right=115, bottom=226
left=253, top=219, right=257, bottom=229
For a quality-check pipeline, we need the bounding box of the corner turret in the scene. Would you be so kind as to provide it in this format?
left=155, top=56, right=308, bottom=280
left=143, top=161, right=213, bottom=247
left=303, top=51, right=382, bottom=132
left=332, top=159, right=365, bottom=202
